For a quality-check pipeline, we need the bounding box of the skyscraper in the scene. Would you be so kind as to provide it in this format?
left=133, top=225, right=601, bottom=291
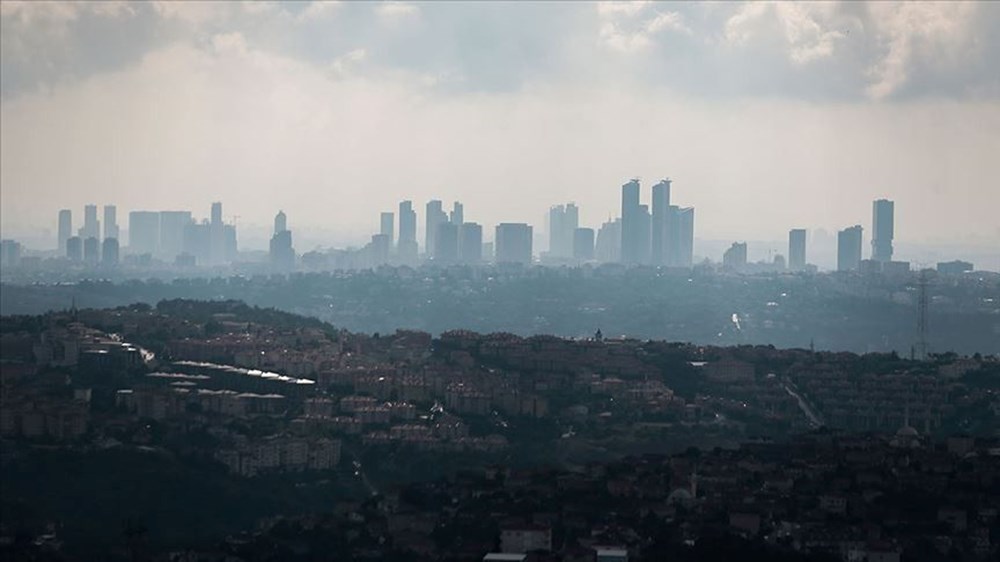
left=495, top=223, right=533, bottom=265
left=651, top=179, right=671, bottom=265
left=57, top=209, right=72, bottom=254
left=80, top=204, right=100, bottom=241
left=274, top=210, right=287, bottom=235
left=129, top=211, right=161, bottom=255
left=83, top=236, right=100, bottom=265
left=573, top=227, right=595, bottom=261
left=380, top=212, right=395, bottom=247
left=548, top=203, right=579, bottom=259
left=450, top=202, right=464, bottom=225
left=459, top=222, right=483, bottom=264
left=596, top=218, right=621, bottom=263
left=637, top=204, right=651, bottom=264
left=102, top=237, right=119, bottom=267
left=103, top=205, right=119, bottom=240
left=723, top=242, right=748, bottom=270
left=270, top=210, right=294, bottom=271
left=434, top=222, right=459, bottom=264
left=872, top=199, right=894, bottom=263
left=66, top=236, right=83, bottom=261
left=675, top=207, right=695, bottom=267
left=425, top=200, right=446, bottom=258
left=620, top=179, right=641, bottom=264
left=837, top=225, right=864, bottom=271
left=159, top=211, right=193, bottom=261
left=398, top=200, right=418, bottom=262
left=788, top=229, right=807, bottom=270
left=209, top=201, right=225, bottom=265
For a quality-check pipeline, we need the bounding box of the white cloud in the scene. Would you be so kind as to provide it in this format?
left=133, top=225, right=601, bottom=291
left=598, top=4, right=692, bottom=53
left=724, top=2, right=847, bottom=64
left=865, top=2, right=978, bottom=99
left=330, top=48, right=366, bottom=77
left=296, top=1, right=341, bottom=23
left=376, top=2, right=419, bottom=21
left=596, top=1, right=651, bottom=18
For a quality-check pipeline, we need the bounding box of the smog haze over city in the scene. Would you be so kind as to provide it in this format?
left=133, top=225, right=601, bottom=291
left=1, top=2, right=999, bottom=562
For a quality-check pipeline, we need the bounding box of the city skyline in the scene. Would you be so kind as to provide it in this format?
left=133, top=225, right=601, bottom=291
left=2, top=2, right=999, bottom=248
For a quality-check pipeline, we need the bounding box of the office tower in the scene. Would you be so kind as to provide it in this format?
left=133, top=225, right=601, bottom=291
left=425, top=200, right=447, bottom=257
left=434, top=222, right=459, bottom=264
left=723, top=242, right=748, bottom=270
left=548, top=203, right=579, bottom=258
left=937, top=260, right=973, bottom=275
left=209, top=201, right=225, bottom=265
left=380, top=212, right=395, bottom=247
left=101, top=237, right=119, bottom=267
left=369, top=234, right=390, bottom=265
left=459, top=222, right=483, bottom=264
left=158, top=211, right=193, bottom=261
left=573, top=228, right=595, bottom=261
left=837, top=225, right=864, bottom=271
left=872, top=199, right=894, bottom=263
left=675, top=207, right=695, bottom=268
left=596, top=218, right=622, bottom=263
left=80, top=204, right=100, bottom=241
left=129, top=211, right=160, bottom=256
left=183, top=221, right=211, bottom=265
left=274, top=210, right=287, bottom=235
left=651, top=179, right=671, bottom=265
left=83, top=236, right=100, bottom=265
left=270, top=210, right=294, bottom=271
left=495, top=223, right=533, bottom=265
left=620, top=179, right=641, bottom=264
left=398, top=200, right=418, bottom=262
left=788, top=229, right=807, bottom=270
left=450, top=202, right=464, bottom=225
left=637, top=204, right=651, bottom=264
left=103, top=205, right=119, bottom=240
left=223, top=224, right=238, bottom=263
left=66, top=236, right=83, bottom=261
left=0, top=240, right=22, bottom=268
left=270, top=231, right=294, bottom=271
left=57, top=209, right=72, bottom=254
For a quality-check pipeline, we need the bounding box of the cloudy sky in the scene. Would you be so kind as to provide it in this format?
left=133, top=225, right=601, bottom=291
left=2, top=1, right=999, bottom=252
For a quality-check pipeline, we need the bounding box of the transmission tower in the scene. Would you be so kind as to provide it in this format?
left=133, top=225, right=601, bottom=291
left=916, top=270, right=929, bottom=360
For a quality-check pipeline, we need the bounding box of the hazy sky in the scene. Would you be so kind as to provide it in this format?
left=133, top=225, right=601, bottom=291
left=2, top=1, right=999, bottom=249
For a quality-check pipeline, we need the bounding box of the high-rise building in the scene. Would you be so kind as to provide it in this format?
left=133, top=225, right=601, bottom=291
left=103, top=205, right=119, bottom=240
left=80, top=204, right=100, bottom=241
left=0, top=240, right=22, bottom=268
left=270, top=210, right=294, bottom=271
left=837, top=225, right=864, bottom=272
left=872, top=199, right=894, bottom=263
left=274, top=210, right=287, bottom=235
left=211, top=202, right=223, bottom=225
left=675, top=207, right=695, bottom=267
left=425, top=200, right=447, bottom=258
left=83, top=236, right=100, bottom=265
left=459, top=222, right=483, bottom=264
left=651, top=179, right=671, bottom=265
left=129, top=211, right=161, bottom=256
left=573, top=228, right=595, bottom=261
left=158, top=211, right=193, bottom=261
left=434, top=222, right=459, bottom=264
left=788, top=229, right=807, bottom=270
left=209, top=201, right=225, bottom=265
left=102, top=237, right=119, bottom=267
left=398, top=200, right=418, bottom=262
left=57, top=209, right=72, bottom=254
left=369, top=234, right=390, bottom=265
left=723, top=242, right=748, bottom=270
left=66, top=236, right=83, bottom=261
left=637, top=204, right=651, bottom=264
left=596, top=218, right=621, bottom=263
left=495, top=223, right=533, bottom=265
left=183, top=221, right=211, bottom=265
left=380, top=212, right=395, bottom=247
left=620, top=179, right=641, bottom=264
left=548, top=203, right=579, bottom=259
left=450, top=202, right=464, bottom=225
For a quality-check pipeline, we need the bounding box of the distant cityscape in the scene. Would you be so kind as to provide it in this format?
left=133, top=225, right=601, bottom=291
left=0, top=180, right=980, bottom=277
